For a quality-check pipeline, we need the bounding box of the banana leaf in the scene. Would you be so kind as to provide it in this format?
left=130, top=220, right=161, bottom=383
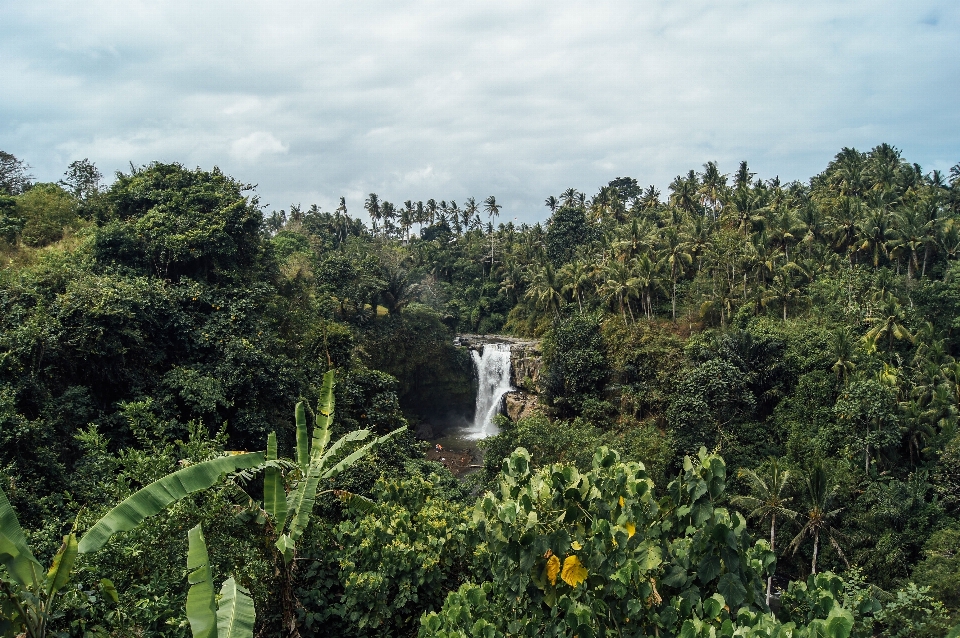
left=320, top=428, right=407, bottom=481
left=0, top=484, right=43, bottom=589
left=216, top=577, right=256, bottom=638
left=79, top=452, right=265, bottom=554
left=186, top=525, right=217, bottom=638
left=295, top=402, right=309, bottom=470
left=263, top=433, right=287, bottom=529
left=312, top=370, right=335, bottom=456
left=45, top=533, right=78, bottom=596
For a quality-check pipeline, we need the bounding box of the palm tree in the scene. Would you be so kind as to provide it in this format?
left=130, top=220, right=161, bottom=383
left=659, top=227, right=693, bottom=320
left=830, top=327, right=857, bottom=385
left=558, top=260, right=592, bottom=312
left=855, top=207, right=893, bottom=269
left=762, top=268, right=803, bottom=320
left=699, top=161, right=727, bottom=219
left=863, top=298, right=913, bottom=356
left=669, top=171, right=699, bottom=214
left=629, top=253, right=660, bottom=320
left=364, top=193, right=381, bottom=236
left=788, top=463, right=847, bottom=575
left=544, top=195, right=559, bottom=213
left=484, top=196, right=502, bottom=278
left=524, top=263, right=564, bottom=318
left=731, top=459, right=797, bottom=607
left=599, top=260, right=635, bottom=322
left=889, top=205, right=930, bottom=282
left=561, top=188, right=580, bottom=208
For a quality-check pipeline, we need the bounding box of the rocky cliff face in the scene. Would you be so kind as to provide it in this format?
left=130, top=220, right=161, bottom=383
left=509, top=341, right=542, bottom=394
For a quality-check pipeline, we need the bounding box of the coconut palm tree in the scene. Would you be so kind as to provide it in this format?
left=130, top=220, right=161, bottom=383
left=364, top=193, right=381, bottom=236
left=762, top=268, right=803, bottom=320
left=788, top=463, right=847, bottom=575
left=659, top=227, right=693, bottom=320
left=830, top=327, right=858, bottom=385
left=524, top=262, right=564, bottom=318
left=558, top=260, right=592, bottom=312
left=544, top=195, right=559, bottom=213
left=863, top=298, right=913, bottom=356
left=731, top=459, right=797, bottom=607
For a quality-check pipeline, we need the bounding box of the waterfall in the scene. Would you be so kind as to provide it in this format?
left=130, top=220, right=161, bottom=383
left=469, top=343, right=513, bottom=438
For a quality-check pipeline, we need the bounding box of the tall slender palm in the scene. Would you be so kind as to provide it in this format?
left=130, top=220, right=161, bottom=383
left=669, top=171, right=699, bottom=214
left=659, top=227, right=693, bottom=320
left=484, top=196, right=502, bottom=278
left=364, top=193, right=381, bottom=236
left=762, top=268, right=802, bottom=320
left=788, top=463, right=847, bottom=575
left=888, top=205, right=929, bottom=282
left=856, top=207, right=893, bottom=269
left=698, top=161, right=727, bottom=219
left=731, top=459, right=797, bottom=607
left=558, top=260, right=592, bottom=312
left=629, top=253, right=660, bottom=319
left=600, top=260, right=635, bottom=322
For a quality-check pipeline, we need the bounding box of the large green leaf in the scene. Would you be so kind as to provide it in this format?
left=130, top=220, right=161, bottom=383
left=315, top=429, right=371, bottom=468
left=312, top=370, right=335, bottom=457
left=216, top=577, right=256, bottom=638
left=0, top=484, right=42, bottom=589
left=320, top=428, right=407, bottom=481
left=263, top=433, right=287, bottom=530
left=45, top=533, right=78, bottom=596
left=78, top=452, right=265, bottom=553
left=284, top=459, right=324, bottom=551
left=295, top=402, right=309, bottom=470
left=186, top=525, right=217, bottom=638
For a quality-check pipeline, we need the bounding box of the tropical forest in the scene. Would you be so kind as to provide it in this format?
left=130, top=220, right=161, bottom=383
left=2, top=144, right=960, bottom=637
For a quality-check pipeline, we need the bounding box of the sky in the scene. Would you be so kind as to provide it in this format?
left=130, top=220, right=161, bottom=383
left=2, top=1, right=959, bottom=223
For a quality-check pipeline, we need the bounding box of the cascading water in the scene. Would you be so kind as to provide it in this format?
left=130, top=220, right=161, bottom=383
left=468, top=343, right=513, bottom=439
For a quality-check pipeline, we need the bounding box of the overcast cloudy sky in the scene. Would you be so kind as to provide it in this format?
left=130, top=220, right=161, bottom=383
left=2, top=1, right=958, bottom=222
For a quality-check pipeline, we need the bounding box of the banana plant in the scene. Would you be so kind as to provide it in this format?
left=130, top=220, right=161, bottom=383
left=1, top=485, right=116, bottom=638
left=185, top=524, right=255, bottom=638
left=256, top=370, right=405, bottom=636
left=269, top=369, right=406, bottom=565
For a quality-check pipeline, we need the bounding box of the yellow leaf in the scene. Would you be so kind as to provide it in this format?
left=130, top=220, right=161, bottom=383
left=561, top=555, right=588, bottom=587
left=619, top=496, right=625, bottom=508
left=546, top=554, right=560, bottom=585
left=571, top=540, right=582, bottom=550
left=626, top=522, right=636, bottom=538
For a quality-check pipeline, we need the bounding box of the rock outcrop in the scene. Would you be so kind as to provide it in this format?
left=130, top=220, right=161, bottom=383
left=509, top=341, right=541, bottom=394
left=504, top=391, right=539, bottom=421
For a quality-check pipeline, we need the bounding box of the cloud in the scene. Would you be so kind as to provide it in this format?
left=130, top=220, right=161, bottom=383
left=230, top=132, right=288, bottom=163
left=1, top=1, right=958, bottom=221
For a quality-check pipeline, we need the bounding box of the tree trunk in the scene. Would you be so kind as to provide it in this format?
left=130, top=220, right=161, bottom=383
left=767, top=515, right=776, bottom=607
left=671, top=280, right=677, bottom=321
left=811, top=533, right=820, bottom=575
left=783, top=302, right=788, bottom=321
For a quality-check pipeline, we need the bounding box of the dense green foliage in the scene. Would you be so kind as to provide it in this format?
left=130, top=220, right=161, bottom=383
left=2, top=147, right=960, bottom=635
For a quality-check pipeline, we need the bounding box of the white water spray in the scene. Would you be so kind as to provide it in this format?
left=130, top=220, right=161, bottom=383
left=469, top=343, right=513, bottom=438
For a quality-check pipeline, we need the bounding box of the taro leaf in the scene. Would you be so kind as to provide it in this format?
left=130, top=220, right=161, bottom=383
left=717, top=572, right=747, bottom=608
